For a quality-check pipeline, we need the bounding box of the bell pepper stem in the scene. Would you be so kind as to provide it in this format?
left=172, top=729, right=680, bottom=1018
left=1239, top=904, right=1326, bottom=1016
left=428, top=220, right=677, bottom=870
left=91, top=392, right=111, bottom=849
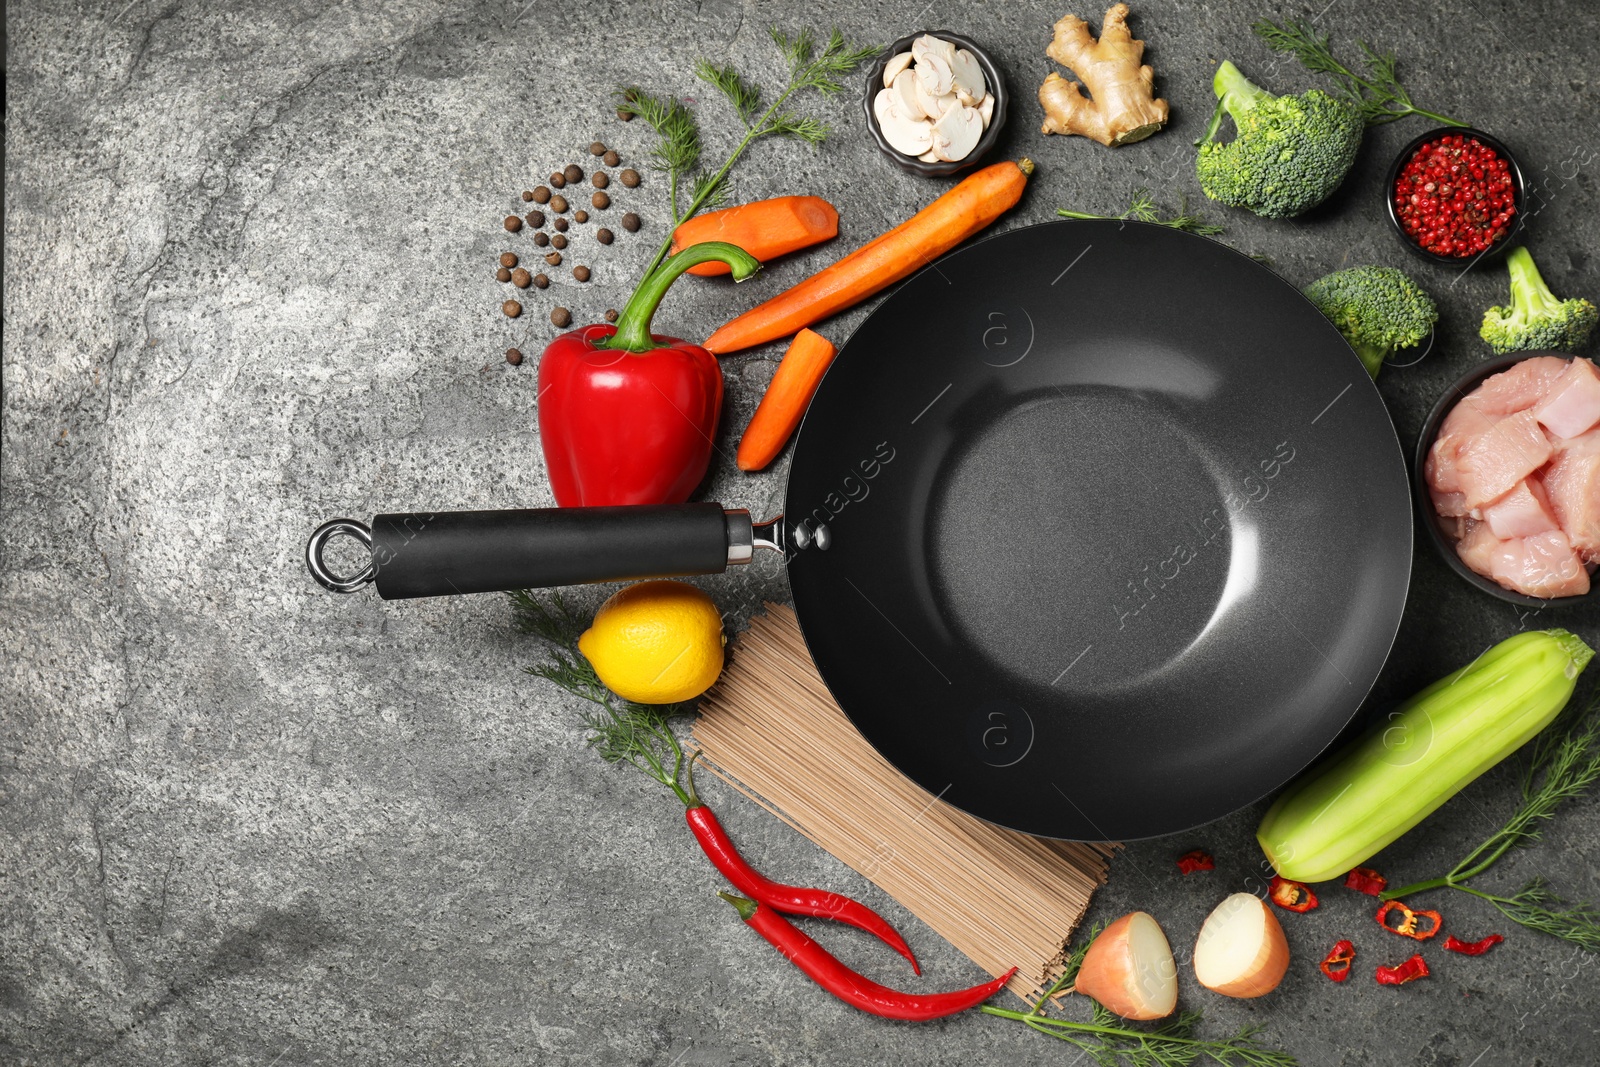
left=605, top=241, right=762, bottom=352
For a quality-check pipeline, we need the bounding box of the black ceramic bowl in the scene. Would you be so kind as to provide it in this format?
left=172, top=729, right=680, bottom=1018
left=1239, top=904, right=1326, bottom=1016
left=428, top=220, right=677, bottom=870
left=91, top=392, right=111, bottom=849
left=862, top=31, right=1008, bottom=178
left=1415, top=351, right=1596, bottom=608
left=1384, top=126, right=1526, bottom=269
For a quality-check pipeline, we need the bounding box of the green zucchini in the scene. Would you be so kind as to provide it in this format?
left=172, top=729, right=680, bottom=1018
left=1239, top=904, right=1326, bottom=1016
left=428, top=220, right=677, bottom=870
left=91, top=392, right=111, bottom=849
left=1258, top=628, right=1594, bottom=883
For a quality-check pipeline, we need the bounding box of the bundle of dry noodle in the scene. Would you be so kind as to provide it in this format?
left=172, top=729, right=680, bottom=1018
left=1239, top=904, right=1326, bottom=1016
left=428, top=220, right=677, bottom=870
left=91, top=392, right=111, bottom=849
left=693, top=604, right=1113, bottom=1000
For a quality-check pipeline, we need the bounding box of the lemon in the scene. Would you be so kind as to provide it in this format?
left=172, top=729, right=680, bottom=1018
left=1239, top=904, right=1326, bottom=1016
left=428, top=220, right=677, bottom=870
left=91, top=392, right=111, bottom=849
left=578, top=580, right=726, bottom=704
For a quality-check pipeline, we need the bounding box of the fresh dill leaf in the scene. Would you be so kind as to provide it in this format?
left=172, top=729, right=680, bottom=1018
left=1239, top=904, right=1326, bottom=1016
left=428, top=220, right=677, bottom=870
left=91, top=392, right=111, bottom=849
left=615, top=85, right=702, bottom=220
left=691, top=171, right=729, bottom=211
left=1251, top=19, right=1464, bottom=128
left=759, top=112, right=829, bottom=144
left=1058, top=190, right=1225, bottom=236
left=1384, top=689, right=1600, bottom=951
left=695, top=59, right=762, bottom=127
left=509, top=590, right=698, bottom=805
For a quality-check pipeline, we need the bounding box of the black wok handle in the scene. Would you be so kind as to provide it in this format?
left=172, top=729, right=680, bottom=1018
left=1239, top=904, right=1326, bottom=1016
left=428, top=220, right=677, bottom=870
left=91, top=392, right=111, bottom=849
left=368, top=503, right=738, bottom=599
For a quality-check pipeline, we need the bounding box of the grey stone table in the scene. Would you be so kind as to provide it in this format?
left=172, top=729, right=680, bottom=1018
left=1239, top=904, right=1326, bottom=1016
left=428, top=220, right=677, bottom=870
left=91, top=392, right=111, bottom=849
left=5, top=1, right=1599, bottom=1064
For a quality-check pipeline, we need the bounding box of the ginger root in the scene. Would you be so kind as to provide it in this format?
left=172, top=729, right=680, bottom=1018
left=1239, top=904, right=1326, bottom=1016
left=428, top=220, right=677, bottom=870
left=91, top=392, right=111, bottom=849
left=1039, top=3, right=1169, bottom=146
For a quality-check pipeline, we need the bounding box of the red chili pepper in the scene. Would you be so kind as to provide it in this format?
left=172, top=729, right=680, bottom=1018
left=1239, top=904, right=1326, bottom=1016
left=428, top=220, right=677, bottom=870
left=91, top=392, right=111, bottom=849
left=1445, top=933, right=1504, bottom=956
left=1176, top=849, right=1215, bottom=874
left=1319, top=939, right=1355, bottom=982
left=687, top=804, right=919, bottom=973
left=1375, top=899, right=1442, bottom=941
left=719, top=892, right=1014, bottom=1021
left=537, top=242, right=760, bottom=506
left=1269, top=875, right=1318, bottom=912
left=1375, top=954, right=1430, bottom=986
left=1343, top=867, right=1387, bottom=897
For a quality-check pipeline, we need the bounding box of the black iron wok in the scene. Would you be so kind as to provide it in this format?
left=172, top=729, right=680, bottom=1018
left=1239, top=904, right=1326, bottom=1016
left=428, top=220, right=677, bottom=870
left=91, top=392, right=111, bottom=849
left=307, top=221, right=1413, bottom=840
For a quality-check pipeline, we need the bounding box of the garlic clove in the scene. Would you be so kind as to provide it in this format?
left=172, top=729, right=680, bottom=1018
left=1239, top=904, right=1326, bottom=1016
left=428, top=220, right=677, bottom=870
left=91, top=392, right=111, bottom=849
left=950, top=49, right=986, bottom=103
left=930, top=103, right=983, bottom=162
left=890, top=69, right=923, bottom=123
left=915, top=51, right=955, bottom=97
left=882, top=51, right=914, bottom=90
left=877, top=87, right=934, bottom=156
left=978, top=93, right=995, bottom=128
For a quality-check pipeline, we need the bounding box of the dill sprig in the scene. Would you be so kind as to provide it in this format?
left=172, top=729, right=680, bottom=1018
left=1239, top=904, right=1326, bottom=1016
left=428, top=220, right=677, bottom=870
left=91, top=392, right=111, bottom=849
left=982, top=924, right=1298, bottom=1066
left=1058, top=190, right=1225, bottom=236
left=1251, top=19, right=1465, bottom=128
left=1384, top=690, right=1600, bottom=951
left=508, top=590, right=699, bottom=807
left=617, top=25, right=880, bottom=280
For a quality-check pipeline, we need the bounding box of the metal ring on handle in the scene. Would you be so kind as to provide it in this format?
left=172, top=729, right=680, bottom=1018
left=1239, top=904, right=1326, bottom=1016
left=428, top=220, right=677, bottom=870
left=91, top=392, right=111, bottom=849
left=306, top=518, right=377, bottom=593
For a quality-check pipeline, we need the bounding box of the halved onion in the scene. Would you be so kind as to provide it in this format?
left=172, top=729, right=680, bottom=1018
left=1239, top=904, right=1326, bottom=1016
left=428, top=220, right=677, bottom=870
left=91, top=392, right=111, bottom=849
left=1193, top=893, right=1290, bottom=998
left=1074, top=911, right=1178, bottom=1020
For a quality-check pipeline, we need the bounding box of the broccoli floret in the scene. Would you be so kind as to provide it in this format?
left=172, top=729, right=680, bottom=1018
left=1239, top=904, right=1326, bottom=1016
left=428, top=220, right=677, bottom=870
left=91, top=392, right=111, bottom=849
left=1479, top=246, right=1599, bottom=355
left=1304, top=266, right=1438, bottom=378
left=1195, top=61, right=1364, bottom=219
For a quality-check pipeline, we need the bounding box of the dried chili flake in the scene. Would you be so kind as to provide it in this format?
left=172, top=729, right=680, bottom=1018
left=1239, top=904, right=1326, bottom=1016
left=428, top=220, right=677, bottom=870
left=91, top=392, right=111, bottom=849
left=1343, top=866, right=1387, bottom=897
left=1375, top=954, right=1429, bottom=986
left=1176, top=849, right=1215, bottom=874
left=1269, top=875, right=1318, bottom=912
left=1319, top=939, right=1356, bottom=982
left=1376, top=899, right=1441, bottom=941
left=1445, top=933, right=1504, bottom=956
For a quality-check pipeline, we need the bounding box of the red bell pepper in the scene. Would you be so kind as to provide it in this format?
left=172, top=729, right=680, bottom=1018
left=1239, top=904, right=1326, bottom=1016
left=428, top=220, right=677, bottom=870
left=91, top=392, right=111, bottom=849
left=537, top=242, right=761, bottom=507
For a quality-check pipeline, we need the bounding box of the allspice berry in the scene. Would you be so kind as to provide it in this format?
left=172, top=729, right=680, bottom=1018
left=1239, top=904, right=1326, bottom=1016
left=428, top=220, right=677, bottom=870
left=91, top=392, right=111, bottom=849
left=506, top=347, right=524, bottom=365
left=551, top=307, right=572, bottom=328
left=533, top=231, right=550, bottom=247
left=604, top=150, right=622, bottom=167
left=591, top=191, right=610, bottom=210
left=521, top=190, right=535, bottom=202
left=592, top=171, right=609, bottom=190
left=549, top=194, right=568, bottom=214
left=617, top=108, right=633, bottom=122
left=622, top=212, right=641, bottom=232
left=605, top=308, right=619, bottom=322
left=596, top=228, right=614, bottom=245
left=551, top=234, right=568, bottom=250
left=502, top=300, right=522, bottom=318
left=573, top=209, right=589, bottom=224
left=512, top=267, right=531, bottom=288
left=500, top=252, right=518, bottom=268
left=590, top=141, right=607, bottom=156
left=573, top=265, right=591, bottom=282
left=553, top=217, right=569, bottom=233
left=619, top=168, right=640, bottom=187
left=545, top=251, right=562, bottom=266
left=564, top=164, right=584, bottom=184
left=525, top=211, right=545, bottom=228
left=503, top=215, right=523, bottom=232
left=534, top=273, right=550, bottom=289
left=549, top=172, right=566, bottom=189
left=532, top=186, right=552, bottom=204
left=496, top=266, right=511, bottom=282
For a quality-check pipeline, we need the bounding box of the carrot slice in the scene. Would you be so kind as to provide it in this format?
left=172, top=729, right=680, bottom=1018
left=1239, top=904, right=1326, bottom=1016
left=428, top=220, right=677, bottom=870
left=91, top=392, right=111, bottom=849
left=736, top=329, right=838, bottom=471
left=704, top=159, right=1034, bottom=355
left=671, top=196, right=840, bottom=277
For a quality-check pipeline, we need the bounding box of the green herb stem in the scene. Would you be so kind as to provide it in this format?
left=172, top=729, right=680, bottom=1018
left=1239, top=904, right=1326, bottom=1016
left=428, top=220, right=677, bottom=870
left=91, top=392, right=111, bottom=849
left=1378, top=691, right=1600, bottom=950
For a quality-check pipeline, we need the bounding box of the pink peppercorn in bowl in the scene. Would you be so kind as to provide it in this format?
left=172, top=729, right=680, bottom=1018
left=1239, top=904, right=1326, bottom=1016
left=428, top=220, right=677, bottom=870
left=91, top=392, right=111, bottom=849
left=1384, top=126, right=1525, bottom=269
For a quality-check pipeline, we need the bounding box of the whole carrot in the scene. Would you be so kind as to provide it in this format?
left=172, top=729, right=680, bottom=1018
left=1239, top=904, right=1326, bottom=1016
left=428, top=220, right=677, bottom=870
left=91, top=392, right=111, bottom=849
left=720, top=893, right=1015, bottom=1020
left=704, top=159, right=1035, bottom=354
left=736, top=328, right=837, bottom=471
left=688, top=804, right=919, bottom=972
left=671, top=196, right=839, bottom=277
